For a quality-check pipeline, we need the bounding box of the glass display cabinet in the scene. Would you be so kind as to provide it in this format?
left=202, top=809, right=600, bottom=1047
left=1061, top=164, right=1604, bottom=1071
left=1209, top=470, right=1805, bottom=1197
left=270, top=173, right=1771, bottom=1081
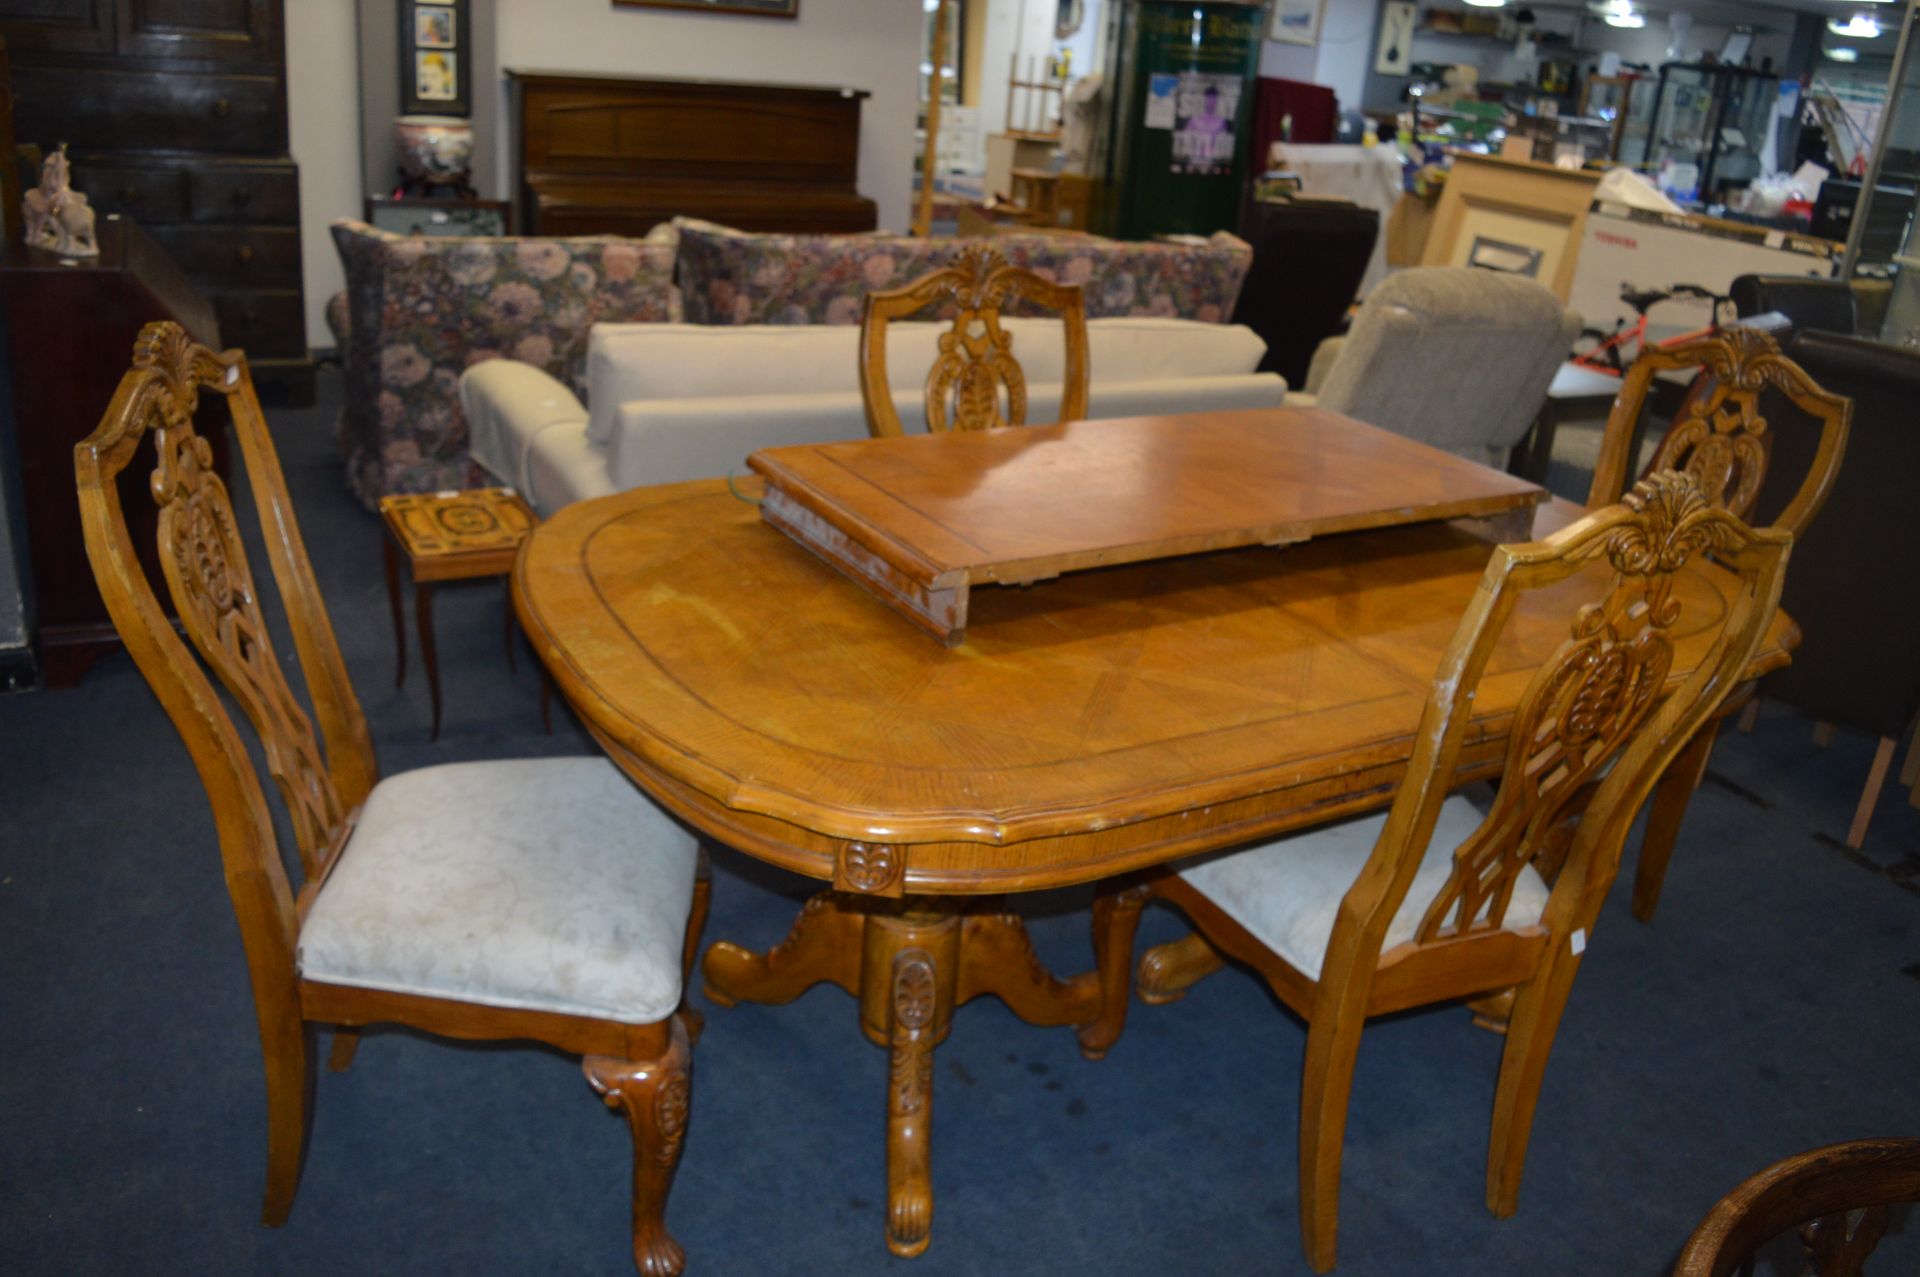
left=1633, top=63, right=1780, bottom=206
left=1580, top=72, right=1652, bottom=162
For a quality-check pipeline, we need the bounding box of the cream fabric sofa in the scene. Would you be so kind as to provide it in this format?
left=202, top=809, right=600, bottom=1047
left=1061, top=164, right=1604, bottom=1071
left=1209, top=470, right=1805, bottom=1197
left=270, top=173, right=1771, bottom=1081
left=462, top=318, right=1285, bottom=515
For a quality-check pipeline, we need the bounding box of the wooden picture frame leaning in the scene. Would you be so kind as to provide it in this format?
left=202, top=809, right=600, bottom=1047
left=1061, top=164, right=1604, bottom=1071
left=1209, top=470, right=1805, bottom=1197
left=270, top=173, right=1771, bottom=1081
left=613, top=0, right=800, bottom=17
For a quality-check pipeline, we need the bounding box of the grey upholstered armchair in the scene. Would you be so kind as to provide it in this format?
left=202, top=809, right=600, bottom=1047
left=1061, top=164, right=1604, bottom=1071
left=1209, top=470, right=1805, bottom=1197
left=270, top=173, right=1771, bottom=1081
left=1293, top=267, right=1581, bottom=468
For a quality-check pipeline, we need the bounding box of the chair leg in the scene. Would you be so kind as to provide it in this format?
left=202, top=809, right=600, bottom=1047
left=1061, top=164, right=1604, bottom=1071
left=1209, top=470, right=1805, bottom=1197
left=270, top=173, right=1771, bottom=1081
left=1847, top=737, right=1899, bottom=850
left=585, top=1018, right=692, bottom=1277
left=1486, top=950, right=1580, bottom=1218
left=1735, top=698, right=1760, bottom=733
left=678, top=849, right=712, bottom=1045
left=1077, top=879, right=1151, bottom=1060
left=1631, top=721, right=1717, bottom=923
left=325, top=1027, right=360, bottom=1073
left=260, top=1018, right=313, bottom=1227
left=1136, top=930, right=1226, bottom=1005
left=1298, top=1014, right=1367, bottom=1273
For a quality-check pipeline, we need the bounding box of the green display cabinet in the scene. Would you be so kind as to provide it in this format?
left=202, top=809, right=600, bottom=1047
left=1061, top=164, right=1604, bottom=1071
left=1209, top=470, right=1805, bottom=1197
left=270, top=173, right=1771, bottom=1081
left=1102, top=0, right=1267, bottom=240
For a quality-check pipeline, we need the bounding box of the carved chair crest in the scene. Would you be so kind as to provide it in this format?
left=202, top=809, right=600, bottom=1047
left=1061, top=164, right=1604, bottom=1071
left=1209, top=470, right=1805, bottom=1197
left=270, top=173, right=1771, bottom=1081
left=860, top=243, right=1091, bottom=437
left=1337, top=469, right=1789, bottom=967
left=1589, top=326, right=1851, bottom=540
left=75, top=323, right=375, bottom=929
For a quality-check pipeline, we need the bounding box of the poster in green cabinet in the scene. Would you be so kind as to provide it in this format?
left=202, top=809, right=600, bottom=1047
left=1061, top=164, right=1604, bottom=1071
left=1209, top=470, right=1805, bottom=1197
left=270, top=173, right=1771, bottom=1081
left=1104, top=0, right=1266, bottom=241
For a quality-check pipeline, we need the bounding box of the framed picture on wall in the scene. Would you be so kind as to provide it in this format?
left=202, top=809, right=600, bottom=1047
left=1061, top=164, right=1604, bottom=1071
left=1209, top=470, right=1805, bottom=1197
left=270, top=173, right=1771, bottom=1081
left=611, top=0, right=800, bottom=17
left=1268, top=0, right=1325, bottom=47
left=401, top=0, right=472, bottom=115
left=1374, top=1, right=1416, bottom=76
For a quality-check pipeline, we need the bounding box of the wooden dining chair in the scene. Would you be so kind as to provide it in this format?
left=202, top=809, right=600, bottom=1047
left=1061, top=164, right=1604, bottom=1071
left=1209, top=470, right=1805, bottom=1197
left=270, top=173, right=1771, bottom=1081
left=1671, top=1138, right=1920, bottom=1277
left=1085, top=470, right=1792, bottom=1273
left=74, top=322, right=709, bottom=1276
left=858, top=242, right=1089, bottom=437
left=1585, top=325, right=1850, bottom=921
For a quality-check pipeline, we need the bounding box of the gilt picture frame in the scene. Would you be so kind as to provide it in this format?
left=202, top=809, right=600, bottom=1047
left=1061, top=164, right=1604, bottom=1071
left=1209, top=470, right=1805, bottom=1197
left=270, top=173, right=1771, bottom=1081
left=612, top=0, right=801, bottom=17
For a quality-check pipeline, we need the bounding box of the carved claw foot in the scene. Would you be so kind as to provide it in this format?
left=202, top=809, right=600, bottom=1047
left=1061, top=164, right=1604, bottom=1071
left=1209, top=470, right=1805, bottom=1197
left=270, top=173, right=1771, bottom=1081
left=886, top=948, right=937, bottom=1258
left=701, top=891, right=861, bottom=1009
left=584, top=1019, right=692, bottom=1277
left=1137, top=930, right=1226, bottom=1005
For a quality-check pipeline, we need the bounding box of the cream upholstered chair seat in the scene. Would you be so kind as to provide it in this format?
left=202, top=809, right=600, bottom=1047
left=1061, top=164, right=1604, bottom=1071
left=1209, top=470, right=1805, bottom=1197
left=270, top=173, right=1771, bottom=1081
left=1177, top=795, right=1551, bottom=979
left=300, top=758, right=700, bottom=1023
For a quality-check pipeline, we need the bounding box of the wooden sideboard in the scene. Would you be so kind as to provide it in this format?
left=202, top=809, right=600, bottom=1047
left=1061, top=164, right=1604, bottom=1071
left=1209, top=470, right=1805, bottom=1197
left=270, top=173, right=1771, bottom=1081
left=1, top=216, right=226, bottom=686
left=506, top=70, right=877, bottom=236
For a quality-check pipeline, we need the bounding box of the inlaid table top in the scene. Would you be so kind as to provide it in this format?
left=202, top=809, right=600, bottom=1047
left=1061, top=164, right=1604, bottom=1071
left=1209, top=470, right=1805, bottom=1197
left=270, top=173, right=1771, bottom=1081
left=379, top=486, right=534, bottom=582
left=513, top=480, right=1796, bottom=897
left=748, top=407, right=1545, bottom=644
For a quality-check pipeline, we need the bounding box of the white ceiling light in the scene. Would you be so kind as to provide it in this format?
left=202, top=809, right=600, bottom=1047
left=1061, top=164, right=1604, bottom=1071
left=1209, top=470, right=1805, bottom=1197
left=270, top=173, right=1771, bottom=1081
left=1463, top=0, right=1507, bottom=8
left=1828, top=15, right=1881, bottom=38
left=1828, top=46, right=1861, bottom=62
left=1590, top=0, right=1645, bottom=29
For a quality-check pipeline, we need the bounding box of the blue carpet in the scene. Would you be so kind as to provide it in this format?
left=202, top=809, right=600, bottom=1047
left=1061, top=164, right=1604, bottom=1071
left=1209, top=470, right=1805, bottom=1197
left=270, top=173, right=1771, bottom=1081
left=2, top=369, right=1915, bottom=1275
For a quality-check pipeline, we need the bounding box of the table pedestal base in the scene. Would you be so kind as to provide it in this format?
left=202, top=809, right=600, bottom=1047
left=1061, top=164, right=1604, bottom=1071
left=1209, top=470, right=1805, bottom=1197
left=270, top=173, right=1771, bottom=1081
left=702, top=890, right=1132, bottom=1258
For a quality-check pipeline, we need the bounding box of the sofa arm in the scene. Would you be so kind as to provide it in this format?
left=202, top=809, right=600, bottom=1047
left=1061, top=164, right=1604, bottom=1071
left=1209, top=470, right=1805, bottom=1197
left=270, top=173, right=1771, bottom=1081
left=1304, top=335, right=1346, bottom=397
left=459, top=361, right=589, bottom=497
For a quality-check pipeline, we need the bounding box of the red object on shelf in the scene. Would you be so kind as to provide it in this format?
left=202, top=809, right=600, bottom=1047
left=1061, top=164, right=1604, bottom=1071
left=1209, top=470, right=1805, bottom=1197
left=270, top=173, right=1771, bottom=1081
left=1251, top=77, right=1337, bottom=168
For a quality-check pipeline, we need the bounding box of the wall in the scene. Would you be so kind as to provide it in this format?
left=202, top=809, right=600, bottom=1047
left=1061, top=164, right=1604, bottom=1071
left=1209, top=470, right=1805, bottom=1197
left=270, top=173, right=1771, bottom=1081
left=493, top=0, right=922, bottom=231
left=1259, top=0, right=1375, bottom=112
left=980, top=0, right=1066, bottom=138
left=286, top=0, right=365, bottom=344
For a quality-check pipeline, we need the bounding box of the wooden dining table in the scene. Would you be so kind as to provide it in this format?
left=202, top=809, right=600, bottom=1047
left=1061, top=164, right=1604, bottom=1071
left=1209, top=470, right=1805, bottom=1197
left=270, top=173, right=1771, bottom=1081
left=514, top=458, right=1796, bottom=1260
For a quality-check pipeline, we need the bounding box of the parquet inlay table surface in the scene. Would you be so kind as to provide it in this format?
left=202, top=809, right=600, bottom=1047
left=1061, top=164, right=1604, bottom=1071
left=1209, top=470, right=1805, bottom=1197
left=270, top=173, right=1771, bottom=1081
left=513, top=477, right=1795, bottom=1258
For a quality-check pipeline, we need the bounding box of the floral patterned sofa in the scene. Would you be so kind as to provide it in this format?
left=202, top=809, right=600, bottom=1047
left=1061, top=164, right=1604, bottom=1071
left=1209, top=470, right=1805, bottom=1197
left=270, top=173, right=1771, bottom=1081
left=327, top=217, right=1253, bottom=508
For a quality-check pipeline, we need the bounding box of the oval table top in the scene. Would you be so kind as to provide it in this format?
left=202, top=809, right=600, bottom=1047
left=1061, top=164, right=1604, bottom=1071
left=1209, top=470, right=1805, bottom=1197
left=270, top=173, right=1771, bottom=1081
left=514, top=480, right=1795, bottom=896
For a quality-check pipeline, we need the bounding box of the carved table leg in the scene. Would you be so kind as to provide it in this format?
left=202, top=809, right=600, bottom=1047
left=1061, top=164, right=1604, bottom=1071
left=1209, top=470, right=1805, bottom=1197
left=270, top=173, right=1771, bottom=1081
left=1077, top=880, right=1152, bottom=1060
left=702, top=891, right=862, bottom=1008
left=954, top=908, right=1100, bottom=1030
left=1137, top=930, right=1227, bottom=1005
left=584, top=1019, right=692, bottom=1277
left=707, top=892, right=1106, bottom=1260
left=859, top=901, right=960, bottom=1259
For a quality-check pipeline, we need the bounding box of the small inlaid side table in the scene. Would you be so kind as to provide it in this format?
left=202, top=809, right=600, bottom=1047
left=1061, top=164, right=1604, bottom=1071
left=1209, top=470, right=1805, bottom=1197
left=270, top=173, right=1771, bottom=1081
left=379, top=487, right=548, bottom=740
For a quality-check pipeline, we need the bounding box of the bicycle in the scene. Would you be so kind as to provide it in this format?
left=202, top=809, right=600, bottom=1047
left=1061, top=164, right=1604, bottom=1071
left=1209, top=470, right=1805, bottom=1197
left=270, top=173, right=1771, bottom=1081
left=1570, top=282, right=1736, bottom=375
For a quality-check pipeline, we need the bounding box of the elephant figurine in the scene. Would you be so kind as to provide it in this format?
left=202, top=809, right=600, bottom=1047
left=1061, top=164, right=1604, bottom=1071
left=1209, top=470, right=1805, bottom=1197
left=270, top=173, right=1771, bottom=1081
left=23, top=145, right=99, bottom=258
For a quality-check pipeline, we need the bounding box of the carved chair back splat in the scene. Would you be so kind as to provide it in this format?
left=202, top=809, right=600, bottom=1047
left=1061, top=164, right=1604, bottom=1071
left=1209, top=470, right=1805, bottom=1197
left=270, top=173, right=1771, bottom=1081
left=1585, top=325, right=1849, bottom=925
left=1672, top=1138, right=1920, bottom=1277
left=1110, top=470, right=1792, bottom=1273
left=859, top=243, right=1090, bottom=437
left=1588, top=326, right=1851, bottom=540
left=74, top=322, right=703, bottom=1277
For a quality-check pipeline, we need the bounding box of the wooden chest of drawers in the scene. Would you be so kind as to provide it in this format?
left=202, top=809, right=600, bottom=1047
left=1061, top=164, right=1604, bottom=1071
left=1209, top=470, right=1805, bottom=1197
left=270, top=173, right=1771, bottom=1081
left=1, top=0, right=313, bottom=401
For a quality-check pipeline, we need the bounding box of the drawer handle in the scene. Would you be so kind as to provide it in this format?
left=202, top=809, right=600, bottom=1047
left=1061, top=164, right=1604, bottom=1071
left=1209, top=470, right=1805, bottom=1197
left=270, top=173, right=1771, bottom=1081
left=230, top=187, right=253, bottom=206
left=236, top=245, right=255, bottom=264
left=213, top=98, right=231, bottom=118
left=119, top=186, right=136, bottom=204
left=242, top=309, right=259, bottom=325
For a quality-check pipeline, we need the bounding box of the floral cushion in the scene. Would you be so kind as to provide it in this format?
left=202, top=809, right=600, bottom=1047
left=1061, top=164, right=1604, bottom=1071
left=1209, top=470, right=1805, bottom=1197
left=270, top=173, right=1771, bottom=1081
left=330, top=219, right=681, bottom=506
left=671, top=217, right=1253, bottom=327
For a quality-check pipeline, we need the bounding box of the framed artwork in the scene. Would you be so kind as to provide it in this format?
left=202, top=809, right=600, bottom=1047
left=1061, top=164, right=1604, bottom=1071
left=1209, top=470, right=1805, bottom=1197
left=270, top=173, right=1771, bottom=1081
left=1268, top=0, right=1325, bottom=48
left=1374, top=1, right=1415, bottom=76
left=611, top=0, right=800, bottom=16
left=400, top=0, right=471, bottom=115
